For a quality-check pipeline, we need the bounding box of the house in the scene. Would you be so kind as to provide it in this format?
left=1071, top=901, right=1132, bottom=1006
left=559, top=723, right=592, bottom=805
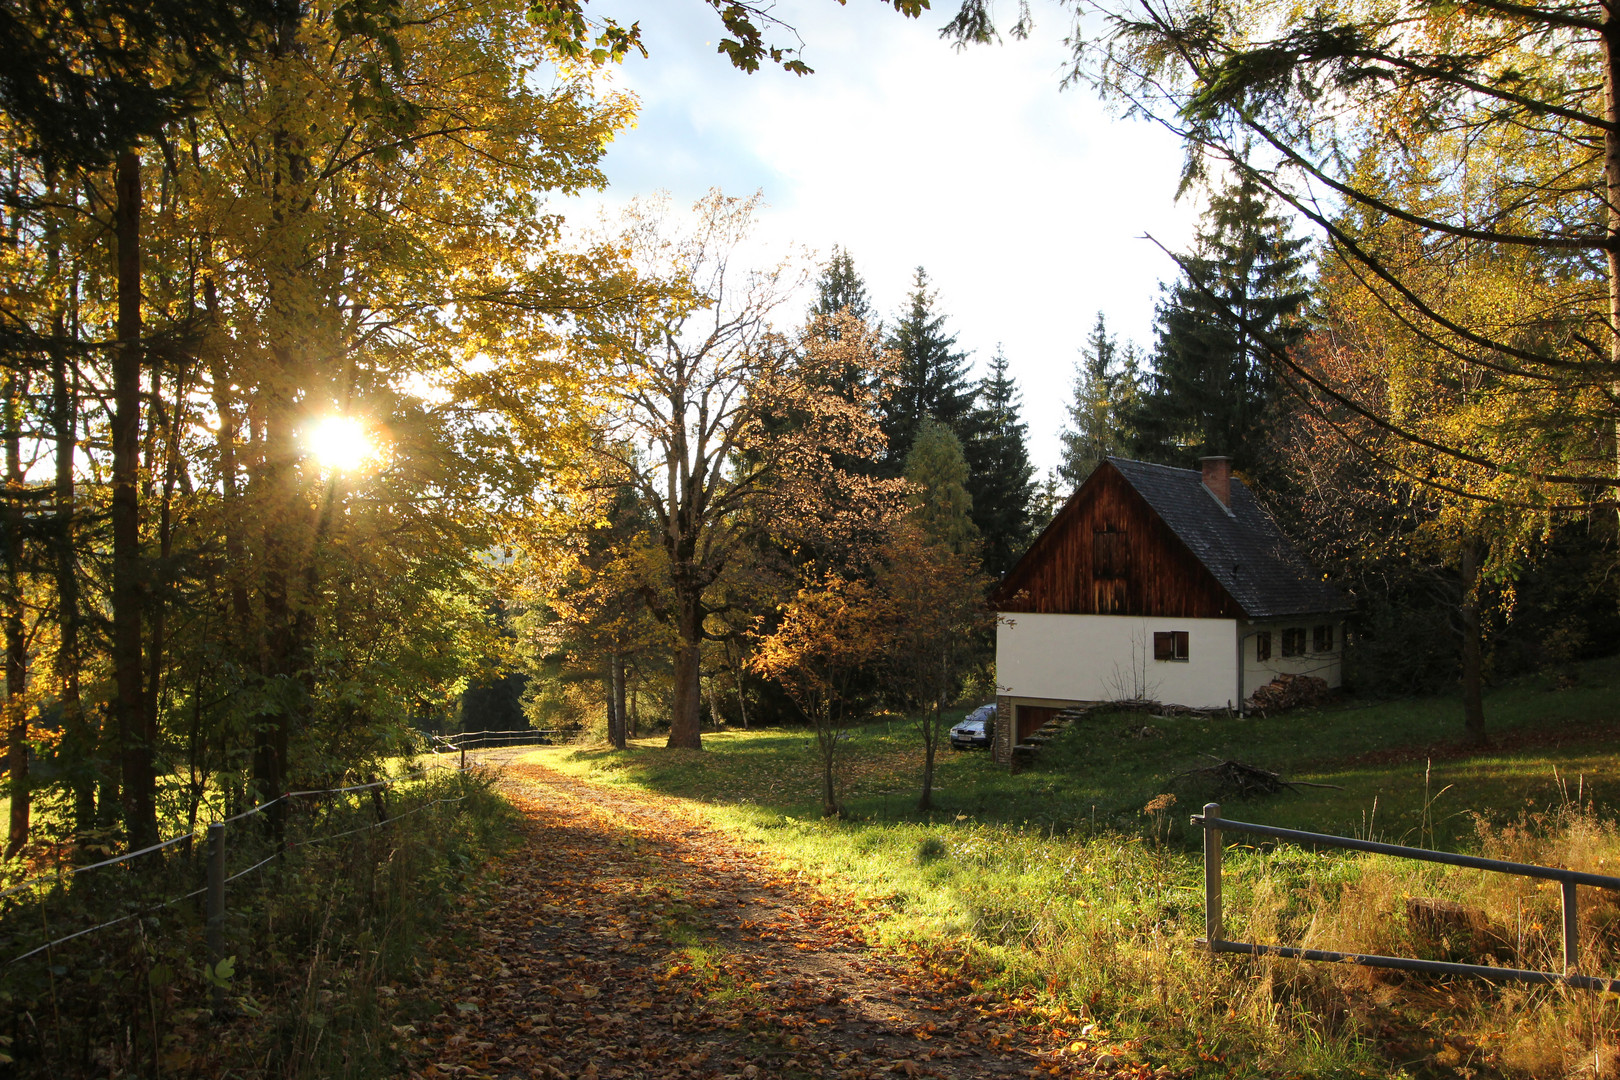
left=991, top=456, right=1349, bottom=762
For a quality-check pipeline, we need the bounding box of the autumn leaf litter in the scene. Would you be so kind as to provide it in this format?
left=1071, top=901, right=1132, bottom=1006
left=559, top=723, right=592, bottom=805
left=400, top=760, right=1159, bottom=1080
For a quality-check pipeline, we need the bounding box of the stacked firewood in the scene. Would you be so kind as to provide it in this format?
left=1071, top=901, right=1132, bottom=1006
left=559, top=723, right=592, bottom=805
left=1246, top=673, right=1331, bottom=715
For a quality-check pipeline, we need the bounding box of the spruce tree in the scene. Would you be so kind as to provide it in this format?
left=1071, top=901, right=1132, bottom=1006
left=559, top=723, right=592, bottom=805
left=811, top=246, right=876, bottom=327
left=1031, top=469, right=1064, bottom=526
left=962, top=348, right=1036, bottom=575
left=882, top=267, right=973, bottom=466
left=1058, top=313, right=1142, bottom=490
left=1128, top=175, right=1308, bottom=471
left=904, top=420, right=980, bottom=557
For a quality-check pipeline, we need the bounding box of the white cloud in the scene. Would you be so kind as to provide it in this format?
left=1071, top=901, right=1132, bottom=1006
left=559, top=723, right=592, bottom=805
left=561, top=0, right=1206, bottom=474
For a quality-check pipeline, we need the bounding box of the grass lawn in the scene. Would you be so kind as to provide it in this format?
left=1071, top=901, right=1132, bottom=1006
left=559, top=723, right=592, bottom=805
left=534, top=654, right=1620, bottom=853
left=525, top=658, right=1620, bottom=1079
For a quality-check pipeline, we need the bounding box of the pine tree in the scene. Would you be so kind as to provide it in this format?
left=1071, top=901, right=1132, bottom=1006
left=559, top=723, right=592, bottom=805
left=962, top=348, right=1036, bottom=575
left=882, top=267, right=973, bottom=466
left=1129, top=175, right=1308, bottom=471
left=904, top=420, right=979, bottom=557
left=1059, top=313, right=1142, bottom=490
left=811, top=246, right=876, bottom=327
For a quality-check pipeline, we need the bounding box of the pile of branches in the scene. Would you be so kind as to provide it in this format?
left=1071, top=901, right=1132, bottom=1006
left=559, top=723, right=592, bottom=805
left=1171, top=755, right=1342, bottom=800
left=1246, top=673, right=1331, bottom=715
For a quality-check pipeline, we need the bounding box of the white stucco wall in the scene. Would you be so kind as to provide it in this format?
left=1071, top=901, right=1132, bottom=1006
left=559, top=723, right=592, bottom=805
left=1238, top=618, right=1344, bottom=697
left=996, top=613, right=1239, bottom=710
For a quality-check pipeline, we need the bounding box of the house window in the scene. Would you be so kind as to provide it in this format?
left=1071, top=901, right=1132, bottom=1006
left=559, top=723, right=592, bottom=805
left=1314, top=624, right=1334, bottom=652
left=1255, top=631, right=1271, bottom=662
left=1281, top=628, right=1306, bottom=657
left=1153, top=631, right=1189, bottom=662
left=1092, top=529, right=1128, bottom=577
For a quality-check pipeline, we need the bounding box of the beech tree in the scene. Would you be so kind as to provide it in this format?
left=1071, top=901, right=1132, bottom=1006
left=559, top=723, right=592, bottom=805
left=0, top=0, right=641, bottom=855
left=593, top=194, right=902, bottom=750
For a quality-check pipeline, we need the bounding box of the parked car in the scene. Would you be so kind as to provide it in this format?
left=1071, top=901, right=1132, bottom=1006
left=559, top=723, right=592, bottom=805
left=949, top=704, right=996, bottom=750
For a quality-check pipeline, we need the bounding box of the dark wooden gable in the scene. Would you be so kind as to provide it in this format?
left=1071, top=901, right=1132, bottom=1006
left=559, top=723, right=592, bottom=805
left=994, top=461, right=1243, bottom=618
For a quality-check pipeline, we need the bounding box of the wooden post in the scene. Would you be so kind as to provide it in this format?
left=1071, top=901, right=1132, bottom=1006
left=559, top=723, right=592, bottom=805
left=459, top=742, right=466, bottom=772
left=1203, top=802, right=1223, bottom=952
left=206, top=822, right=226, bottom=1012
left=1562, top=881, right=1580, bottom=975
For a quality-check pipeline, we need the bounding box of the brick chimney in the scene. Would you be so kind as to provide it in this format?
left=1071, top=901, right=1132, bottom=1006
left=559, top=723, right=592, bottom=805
left=1201, top=456, right=1232, bottom=509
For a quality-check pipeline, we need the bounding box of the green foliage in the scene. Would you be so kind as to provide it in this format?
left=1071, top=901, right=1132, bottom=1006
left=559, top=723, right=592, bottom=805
left=881, top=267, right=974, bottom=467
left=1058, top=312, right=1142, bottom=491
left=903, top=420, right=979, bottom=557
left=961, top=348, right=1037, bottom=575
left=1127, top=174, right=1307, bottom=472
left=810, top=245, right=876, bottom=327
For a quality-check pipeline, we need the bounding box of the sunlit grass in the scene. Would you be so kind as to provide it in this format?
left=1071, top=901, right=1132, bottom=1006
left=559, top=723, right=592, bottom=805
left=525, top=656, right=1620, bottom=1077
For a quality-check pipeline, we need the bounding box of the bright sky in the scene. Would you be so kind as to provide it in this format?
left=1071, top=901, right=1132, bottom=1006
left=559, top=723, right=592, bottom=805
left=569, top=0, right=1205, bottom=477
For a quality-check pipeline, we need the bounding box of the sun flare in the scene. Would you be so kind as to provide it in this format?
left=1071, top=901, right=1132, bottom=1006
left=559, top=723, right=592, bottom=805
left=307, top=415, right=375, bottom=473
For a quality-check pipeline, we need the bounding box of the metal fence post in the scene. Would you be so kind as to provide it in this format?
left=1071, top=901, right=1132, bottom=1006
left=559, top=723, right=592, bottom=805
left=1563, top=881, right=1580, bottom=975
left=206, top=822, right=226, bottom=1012
left=1203, top=802, right=1223, bottom=952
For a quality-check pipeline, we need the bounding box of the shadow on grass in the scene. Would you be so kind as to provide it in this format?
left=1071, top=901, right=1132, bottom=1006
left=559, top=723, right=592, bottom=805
left=537, top=654, right=1620, bottom=854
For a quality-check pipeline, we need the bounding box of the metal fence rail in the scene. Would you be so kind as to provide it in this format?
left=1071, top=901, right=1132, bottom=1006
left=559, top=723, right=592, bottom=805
left=1192, top=801, right=1620, bottom=993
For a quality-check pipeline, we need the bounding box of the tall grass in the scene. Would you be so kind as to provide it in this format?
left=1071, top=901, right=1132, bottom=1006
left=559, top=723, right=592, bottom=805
left=547, top=737, right=1620, bottom=1078
left=0, top=767, right=517, bottom=1079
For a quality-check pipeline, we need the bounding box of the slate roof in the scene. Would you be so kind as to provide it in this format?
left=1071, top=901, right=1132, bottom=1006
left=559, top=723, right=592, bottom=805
left=1107, top=457, right=1349, bottom=618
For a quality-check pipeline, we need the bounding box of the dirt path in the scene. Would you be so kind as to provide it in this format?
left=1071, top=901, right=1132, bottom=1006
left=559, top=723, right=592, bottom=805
left=405, top=761, right=1118, bottom=1080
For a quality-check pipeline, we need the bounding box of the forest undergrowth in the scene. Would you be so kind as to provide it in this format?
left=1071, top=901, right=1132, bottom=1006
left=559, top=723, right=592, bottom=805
left=0, top=767, right=517, bottom=1079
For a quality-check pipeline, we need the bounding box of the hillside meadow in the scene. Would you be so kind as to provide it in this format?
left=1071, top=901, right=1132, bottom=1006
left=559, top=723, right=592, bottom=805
left=524, top=657, right=1620, bottom=1078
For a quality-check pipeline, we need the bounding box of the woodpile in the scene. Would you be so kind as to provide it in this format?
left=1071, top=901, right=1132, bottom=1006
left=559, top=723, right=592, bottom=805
left=1247, top=673, right=1332, bottom=715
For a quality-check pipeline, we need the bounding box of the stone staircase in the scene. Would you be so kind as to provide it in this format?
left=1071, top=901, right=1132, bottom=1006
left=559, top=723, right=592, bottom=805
left=1010, top=707, right=1090, bottom=766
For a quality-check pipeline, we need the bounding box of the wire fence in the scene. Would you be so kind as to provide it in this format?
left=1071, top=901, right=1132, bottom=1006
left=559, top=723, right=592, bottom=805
left=0, top=745, right=480, bottom=973
left=426, top=728, right=558, bottom=751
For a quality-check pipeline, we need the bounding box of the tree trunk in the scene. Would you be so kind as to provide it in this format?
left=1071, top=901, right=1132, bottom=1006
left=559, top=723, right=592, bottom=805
left=112, top=149, right=155, bottom=851
left=728, top=642, right=750, bottom=730
left=1459, top=539, right=1487, bottom=746
left=144, top=356, right=189, bottom=772
left=5, top=371, right=28, bottom=858
left=667, top=603, right=703, bottom=749
left=252, top=7, right=308, bottom=832
left=610, top=652, right=627, bottom=750
left=201, top=226, right=251, bottom=636
left=820, top=731, right=838, bottom=818
left=1606, top=3, right=1620, bottom=509
left=917, top=704, right=939, bottom=812
left=49, top=194, right=91, bottom=838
